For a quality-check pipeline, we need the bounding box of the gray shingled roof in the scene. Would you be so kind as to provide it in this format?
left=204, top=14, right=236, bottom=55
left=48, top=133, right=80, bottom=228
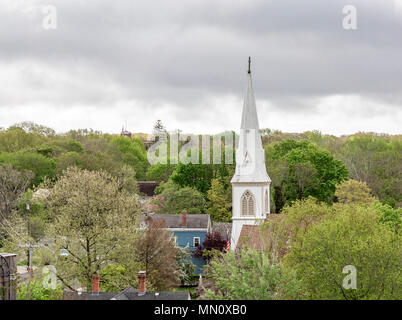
left=62, top=287, right=190, bottom=300
left=150, top=213, right=210, bottom=229
left=211, top=222, right=232, bottom=239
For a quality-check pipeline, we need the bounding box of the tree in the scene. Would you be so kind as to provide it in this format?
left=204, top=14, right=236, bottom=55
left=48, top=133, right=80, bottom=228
left=171, top=162, right=234, bottom=197
left=133, top=218, right=180, bottom=291
left=0, top=152, right=54, bottom=187
left=150, top=180, right=206, bottom=214
left=284, top=204, right=402, bottom=299
left=0, top=164, right=34, bottom=222
left=341, top=134, right=402, bottom=208
left=99, top=263, right=137, bottom=292
left=176, top=245, right=196, bottom=286
left=13, top=121, right=56, bottom=137
left=194, top=232, right=227, bottom=261
left=260, top=197, right=334, bottom=263
left=0, top=127, right=45, bottom=153
left=46, top=167, right=140, bottom=291
left=146, top=163, right=176, bottom=182
left=17, top=274, right=63, bottom=300
left=267, top=139, right=348, bottom=208
left=374, top=201, right=402, bottom=235
left=335, top=179, right=376, bottom=205
left=110, top=136, right=149, bottom=180
left=171, top=163, right=215, bottom=195
left=202, top=249, right=300, bottom=300
left=206, top=179, right=231, bottom=222
left=153, top=120, right=167, bottom=137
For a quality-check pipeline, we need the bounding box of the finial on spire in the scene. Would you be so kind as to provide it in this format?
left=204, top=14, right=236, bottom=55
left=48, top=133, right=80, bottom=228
left=248, top=57, right=251, bottom=74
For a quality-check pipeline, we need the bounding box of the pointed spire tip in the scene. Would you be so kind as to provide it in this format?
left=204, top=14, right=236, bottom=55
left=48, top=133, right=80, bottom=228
left=248, top=57, right=251, bottom=74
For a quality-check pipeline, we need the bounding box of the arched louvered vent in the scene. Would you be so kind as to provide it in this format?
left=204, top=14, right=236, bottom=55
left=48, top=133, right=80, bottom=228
left=240, top=190, right=256, bottom=216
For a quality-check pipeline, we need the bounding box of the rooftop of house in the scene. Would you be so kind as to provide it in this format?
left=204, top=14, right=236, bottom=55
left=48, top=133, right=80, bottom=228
left=237, top=214, right=285, bottom=252
left=137, top=181, right=160, bottom=196
left=211, top=222, right=232, bottom=239
left=149, top=213, right=210, bottom=229
left=63, top=286, right=190, bottom=300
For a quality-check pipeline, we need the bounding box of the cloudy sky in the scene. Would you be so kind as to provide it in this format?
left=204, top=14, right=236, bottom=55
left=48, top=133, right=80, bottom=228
left=1, top=0, right=401, bottom=135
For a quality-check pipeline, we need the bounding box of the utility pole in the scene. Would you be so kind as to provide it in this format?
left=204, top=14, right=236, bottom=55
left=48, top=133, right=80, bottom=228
left=26, top=201, right=33, bottom=275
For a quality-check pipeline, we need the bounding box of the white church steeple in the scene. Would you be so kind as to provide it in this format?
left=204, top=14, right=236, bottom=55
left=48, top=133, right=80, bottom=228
left=230, top=58, right=271, bottom=250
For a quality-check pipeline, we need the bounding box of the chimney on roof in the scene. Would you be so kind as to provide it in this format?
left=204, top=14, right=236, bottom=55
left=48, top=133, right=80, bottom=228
left=181, top=210, right=187, bottom=227
left=138, top=271, right=146, bottom=295
left=92, top=274, right=100, bottom=294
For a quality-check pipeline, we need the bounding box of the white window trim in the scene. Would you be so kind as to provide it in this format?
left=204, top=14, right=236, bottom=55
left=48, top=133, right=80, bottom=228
left=193, top=237, right=200, bottom=247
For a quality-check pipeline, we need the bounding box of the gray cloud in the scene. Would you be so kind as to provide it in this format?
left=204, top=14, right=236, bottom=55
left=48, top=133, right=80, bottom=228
left=0, top=0, right=401, bottom=134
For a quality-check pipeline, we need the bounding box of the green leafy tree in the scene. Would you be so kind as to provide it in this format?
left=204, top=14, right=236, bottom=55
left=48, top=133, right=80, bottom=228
left=341, top=134, right=402, bottom=207
left=13, top=121, right=56, bottom=137
left=146, top=163, right=176, bottom=182
left=0, top=127, right=45, bottom=152
left=267, top=139, right=348, bottom=210
left=46, top=167, right=140, bottom=291
left=110, top=136, right=149, bottom=180
left=99, top=263, right=140, bottom=292
left=0, top=152, right=54, bottom=186
left=206, top=179, right=231, bottom=222
left=176, top=245, right=196, bottom=286
left=284, top=204, right=402, bottom=299
left=202, top=249, right=300, bottom=300
left=374, top=201, right=402, bottom=234
left=0, top=164, right=34, bottom=222
left=171, top=163, right=215, bottom=195
left=17, top=275, right=63, bottom=300
left=335, top=179, right=376, bottom=205
left=150, top=180, right=206, bottom=214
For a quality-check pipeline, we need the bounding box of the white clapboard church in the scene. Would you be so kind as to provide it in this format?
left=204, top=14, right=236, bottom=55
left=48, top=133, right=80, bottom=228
left=231, top=58, right=271, bottom=250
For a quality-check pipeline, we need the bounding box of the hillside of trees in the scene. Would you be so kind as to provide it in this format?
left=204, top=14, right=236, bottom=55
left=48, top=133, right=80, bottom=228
left=0, top=121, right=401, bottom=299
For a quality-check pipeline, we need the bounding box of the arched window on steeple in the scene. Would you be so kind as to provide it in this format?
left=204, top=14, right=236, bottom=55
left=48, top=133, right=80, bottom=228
left=240, top=190, right=256, bottom=216
left=265, top=190, right=269, bottom=214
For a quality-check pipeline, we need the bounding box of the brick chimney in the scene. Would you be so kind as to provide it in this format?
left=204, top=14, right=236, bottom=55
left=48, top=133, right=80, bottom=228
left=92, top=274, right=100, bottom=294
left=138, top=271, right=146, bottom=295
left=181, top=210, right=187, bottom=227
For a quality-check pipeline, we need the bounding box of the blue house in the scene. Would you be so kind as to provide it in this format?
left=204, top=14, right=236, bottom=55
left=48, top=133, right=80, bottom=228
left=149, top=212, right=211, bottom=275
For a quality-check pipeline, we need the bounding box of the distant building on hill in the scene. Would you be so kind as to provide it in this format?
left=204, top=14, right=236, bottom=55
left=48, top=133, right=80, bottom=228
left=120, top=125, right=132, bottom=138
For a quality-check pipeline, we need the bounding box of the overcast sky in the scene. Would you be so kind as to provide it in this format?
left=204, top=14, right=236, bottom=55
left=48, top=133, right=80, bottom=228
left=1, top=0, right=401, bottom=135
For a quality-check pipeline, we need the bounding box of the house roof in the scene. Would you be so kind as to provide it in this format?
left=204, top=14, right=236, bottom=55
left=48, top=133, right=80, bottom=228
left=149, top=213, right=210, bottom=229
left=63, top=287, right=190, bottom=300
left=237, top=214, right=286, bottom=252
left=138, top=181, right=160, bottom=196
left=211, top=223, right=232, bottom=239
left=237, top=225, right=260, bottom=250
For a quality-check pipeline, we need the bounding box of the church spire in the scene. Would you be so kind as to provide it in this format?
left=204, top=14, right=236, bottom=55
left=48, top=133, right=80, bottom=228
left=241, top=57, right=260, bottom=130
left=230, top=58, right=271, bottom=251
left=231, top=57, right=269, bottom=183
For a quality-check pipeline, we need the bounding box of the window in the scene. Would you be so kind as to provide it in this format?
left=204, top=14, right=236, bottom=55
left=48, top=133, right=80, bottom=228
left=265, top=190, right=269, bottom=214
left=193, top=237, right=200, bottom=247
left=240, top=190, right=256, bottom=216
